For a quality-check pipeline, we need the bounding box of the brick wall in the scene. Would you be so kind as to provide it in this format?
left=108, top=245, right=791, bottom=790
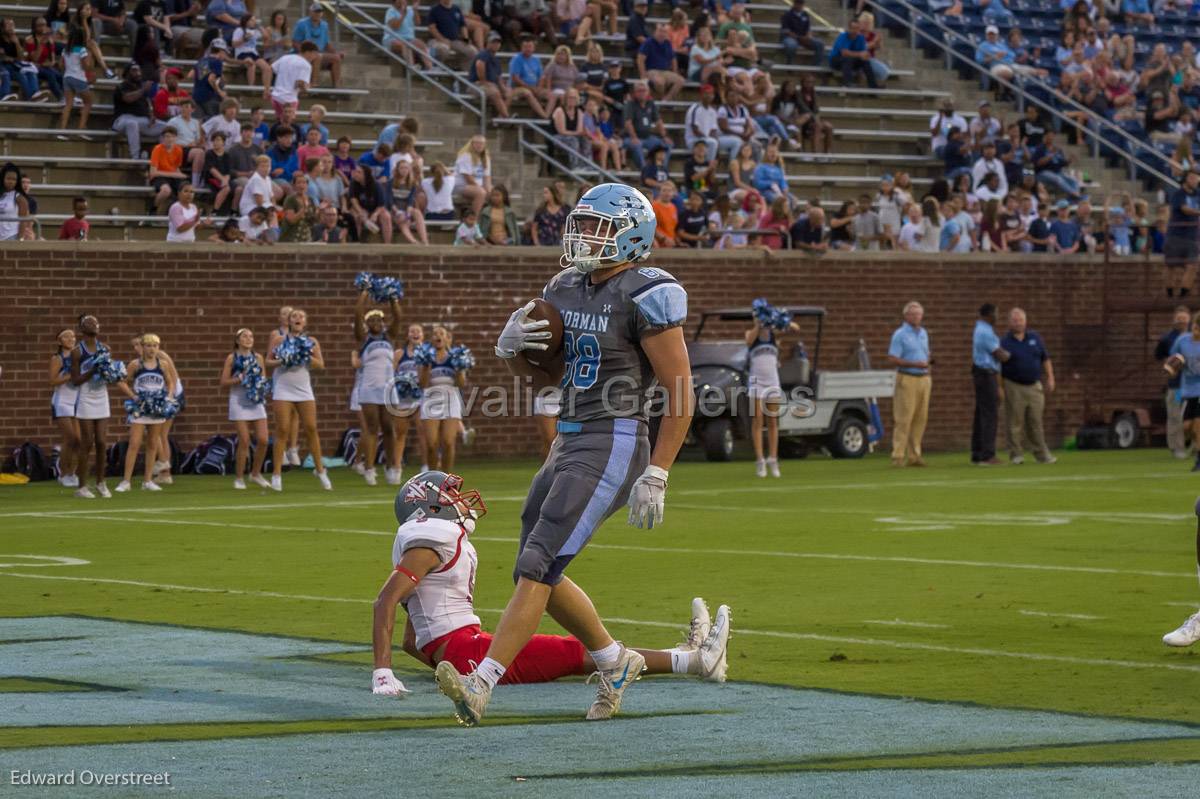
left=0, top=243, right=1175, bottom=460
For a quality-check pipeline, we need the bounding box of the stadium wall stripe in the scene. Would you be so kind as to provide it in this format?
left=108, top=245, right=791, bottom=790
left=1, top=570, right=1197, bottom=675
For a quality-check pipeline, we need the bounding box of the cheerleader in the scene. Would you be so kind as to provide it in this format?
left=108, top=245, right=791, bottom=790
left=115, top=334, right=178, bottom=492
left=48, top=328, right=81, bottom=488
left=219, top=327, right=271, bottom=489
left=533, top=386, right=562, bottom=459
left=129, top=334, right=178, bottom=486
left=354, top=291, right=402, bottom=486
left=268, top=308, right=331, bottom=491
left=268, top=305, right=301, bottom=466
left=419, top=325, right=466, bottom=472
left=390, top=322, right=427, bottom=478
left=69, top=314, right=113, bottom=499
left=746, top=316, right=800, bottom=478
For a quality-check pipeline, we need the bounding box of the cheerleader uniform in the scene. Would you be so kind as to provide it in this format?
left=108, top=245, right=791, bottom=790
left=357, top=333, right=395, bottom=406
left=173, top=375, right=185, bottom=413
left=74, top=341, right=111, bottom=420
left=272, top=334, right=316, bottom=402
left=229, top=353, right=268, bottom=421
left=349, top=366, right=363, bottom=412
left=128, top=360, right=169, bottom=425
left=391, top=346, right=421, bottom=413
left=420, top=352, right=463, bottom=420
left=747, top=330, right=784, bottom=402
left=51, top=352, right=79, bottom=419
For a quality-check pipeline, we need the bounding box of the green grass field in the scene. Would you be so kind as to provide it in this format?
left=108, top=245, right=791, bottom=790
left=3, top=449, right=1200, bottom=796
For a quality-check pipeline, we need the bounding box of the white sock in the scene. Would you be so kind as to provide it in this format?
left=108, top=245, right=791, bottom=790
left=669, top=648, right=695, bottom=675
left=475, top=657, right=505, bottom=689
left=588, top=641, right=622, bottom=670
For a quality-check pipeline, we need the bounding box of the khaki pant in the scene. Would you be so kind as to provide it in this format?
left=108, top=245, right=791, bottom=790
left=1003, top=379, right=1052, bottom=461
left=1166, top=387, right=1186, bottom=454
left=891, top=373, right=931, bottom=463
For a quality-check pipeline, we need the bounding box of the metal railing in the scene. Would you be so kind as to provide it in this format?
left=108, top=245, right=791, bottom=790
left=329, top=0, right=619, bottom=185
left=855, top=0, right=1179, bottom=189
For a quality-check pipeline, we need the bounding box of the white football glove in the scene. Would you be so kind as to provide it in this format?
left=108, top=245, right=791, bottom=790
left=495, top=301, right=552, bottom=359
left=371, top=668, right=411, bottom=697
left=627, top=465, right=668, bottom=529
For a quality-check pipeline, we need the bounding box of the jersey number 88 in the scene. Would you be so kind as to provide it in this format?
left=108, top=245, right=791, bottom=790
left=561, top=332, right=601, bottom=390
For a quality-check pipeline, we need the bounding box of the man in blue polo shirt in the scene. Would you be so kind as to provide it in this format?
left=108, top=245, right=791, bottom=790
left=292, top=3, right=344, bottom=88
left=972, top=303, right=1009, bottom=465
left=508, top=36, right=547, bottom=118
left=1155, top=305, right=1193, bottom=458
left=637, top=24, right=684, bottom=101
left=426, top=0, right=477, bottom=63
left=829, top=17, right=876, bottom=88
left=1000, top=307, right=1056, bottom=465
left=887, top=300, right=932, bottom=467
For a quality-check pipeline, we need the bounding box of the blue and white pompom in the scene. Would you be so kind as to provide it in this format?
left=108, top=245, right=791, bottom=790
left=413, top=342, right=436, bottom=367
left=392, top=371, right=423, bottom=401
left=275, top=335, right=314, bottom=368
left=124, top=390, right=180, bottom=420
left=448, top=345, right=475, bottom=372
left=369, top=275, right=404, bottom=303
left=240, top=361, right=271, bottom=404
left=354, top=271, right=374, bottom=291
left=92, top=348, right=128, bottom=384
left=752, top=298, right=792, bottom=331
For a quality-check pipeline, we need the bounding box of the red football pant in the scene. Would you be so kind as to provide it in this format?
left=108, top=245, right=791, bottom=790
left=422, top=624, right=586, bottom=684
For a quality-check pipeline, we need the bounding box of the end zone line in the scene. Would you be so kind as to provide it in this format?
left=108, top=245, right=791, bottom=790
left=2, top=570, right=1196, bottom=675
left=23, top=513, right=1197, bottom=580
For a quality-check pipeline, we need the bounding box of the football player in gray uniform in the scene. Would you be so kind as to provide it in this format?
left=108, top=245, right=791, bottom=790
left=435, top=183, right=698, bottom=726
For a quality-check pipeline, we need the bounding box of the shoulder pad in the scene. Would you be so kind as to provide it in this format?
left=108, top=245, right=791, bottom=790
left=627, top=268, right=688, bottom=328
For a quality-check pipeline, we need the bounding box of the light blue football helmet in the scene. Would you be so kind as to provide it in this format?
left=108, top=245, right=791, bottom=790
left=560, top=183, right=657, bottom=274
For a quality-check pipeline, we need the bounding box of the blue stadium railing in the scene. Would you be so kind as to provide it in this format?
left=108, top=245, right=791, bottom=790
left=860, top=0, right=1180, bottom=190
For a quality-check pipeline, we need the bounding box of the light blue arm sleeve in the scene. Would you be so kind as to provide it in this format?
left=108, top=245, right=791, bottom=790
left=634, top=282, right=689, bottom=331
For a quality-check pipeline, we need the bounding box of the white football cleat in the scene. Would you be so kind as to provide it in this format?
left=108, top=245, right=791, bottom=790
left=766, top=457, right=781, bottom=478
left=270, top=475, right=283, bottom=492
left=114, top=480, right=131, bottom=493
left=697, top=604, right=731, bottom=683
left=95, top=482, right=111, bottom=498
left=142, top=481, right=162, bottom=491
left=1163, top=611, right=1200, bottom=647
left=755, top=459, right=767, bottom=478
left=685, top=597, right=711, bottom=649
left=585, top=645, right=646, bottom=721
left=316, top=470, right=332, bottom=490
left=233, top=478, right=247, bottom=490
left=364, top=468, right=377, bottom=486
left=434, top=661, right=492, bottom=727
left=74, top=486, right=95, bottom=499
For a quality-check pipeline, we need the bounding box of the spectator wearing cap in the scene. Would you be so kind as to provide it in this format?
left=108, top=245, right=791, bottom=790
left=191, top=37, right=230, bottom=118
left=780, top=0, right=824, bottom=66
left=971, top=303, right=1008, bottom=466
left=929, top=96, right=967, bottom=159
left=473, top=32, right=515, bottom=118
left=970, top=100, right=1002, bottom=150
left=887, top=301, right=932, bottom=467
left=508, top=36, right=548, bottom=118
left=1032, top=130, right=1081, bottom=200
left=152, top=67, right=188, bottom=120
left=1155, top=305, right=1192, bottom=458
left=972, top=139, right=1007, bottom=197
left=1048, top=200, right=1080, bottom=253
left=684, top=84, right=720, bottom=159
left=427, top=0, right=478, bottom=63
left=625, top=0, right=649, bottom=54
left=602, top=59, right=629, bottom=128
left=975, top=25, right=1020, bottom=84
left=638, top=23, right=684, bottom=102
left=1000, top=307, right=1056, bottom=465
left=292, top=3, right=344, bottom=87
left=623, top=80, right=672, bottom=170
left=942, top=127, right=972, bottom=183
left=829, top=17, right=876, bottom=89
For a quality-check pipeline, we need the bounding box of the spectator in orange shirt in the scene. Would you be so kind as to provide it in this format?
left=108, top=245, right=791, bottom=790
left=651, top=180, right=679, bottom=247
left=150, top=127, right=187, bottom=214
left=57, top=197, right=90, bottom=240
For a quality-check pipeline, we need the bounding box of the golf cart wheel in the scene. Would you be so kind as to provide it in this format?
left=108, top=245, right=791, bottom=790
left=829, top=417, right=868, bottom=459
left=702, top=417, right=735, bottom=462
left=1111, top=413, right=1139, bottom=449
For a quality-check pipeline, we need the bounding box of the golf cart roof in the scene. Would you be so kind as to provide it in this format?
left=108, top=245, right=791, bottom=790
left=699, top=306, right=827, bottom=321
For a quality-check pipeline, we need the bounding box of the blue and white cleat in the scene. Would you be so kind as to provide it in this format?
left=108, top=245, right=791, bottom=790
left=585, top=645, right=646, bottom=721
left=698, top=605, right=731, bottom=683
left=434, top=660, right=492, bottom=727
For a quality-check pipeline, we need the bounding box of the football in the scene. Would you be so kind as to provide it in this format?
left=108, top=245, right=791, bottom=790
left=1166, top=353, right=1186, bottom=376
left=522, top=298, right=564, bottom=370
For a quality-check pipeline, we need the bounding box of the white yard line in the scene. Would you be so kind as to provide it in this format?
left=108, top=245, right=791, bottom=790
left=1164, top=601, right=1200, bottom=608
left=862, top=619, right=950, bottom=629
left=1018, top=610, right=1106, bottom=621
left=3, top=569, right=1196, bottom=675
